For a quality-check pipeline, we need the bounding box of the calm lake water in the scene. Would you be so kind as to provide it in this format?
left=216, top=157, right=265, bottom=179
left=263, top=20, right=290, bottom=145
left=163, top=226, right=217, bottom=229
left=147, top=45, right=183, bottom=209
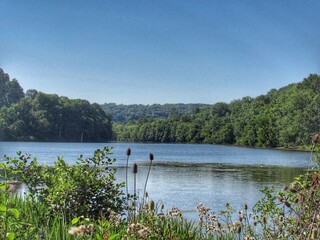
left=0, top=141, right=310, bottom=219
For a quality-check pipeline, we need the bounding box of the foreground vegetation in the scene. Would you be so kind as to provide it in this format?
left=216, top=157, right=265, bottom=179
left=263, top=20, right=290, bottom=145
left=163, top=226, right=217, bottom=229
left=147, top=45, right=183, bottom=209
left=1, top=136, right=320, bottom=239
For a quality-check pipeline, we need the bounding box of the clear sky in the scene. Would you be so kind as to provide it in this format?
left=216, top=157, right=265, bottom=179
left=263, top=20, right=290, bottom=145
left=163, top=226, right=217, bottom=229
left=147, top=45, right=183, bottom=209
left=1, top=0, right=319, bottom=105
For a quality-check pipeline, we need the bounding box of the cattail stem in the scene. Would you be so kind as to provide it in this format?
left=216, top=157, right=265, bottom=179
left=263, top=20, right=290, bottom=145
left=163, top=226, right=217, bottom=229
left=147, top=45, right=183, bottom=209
left=125, top=148, right=131, bottom=221
left=143, top=153, right=154, bottom=206
left=133, top=172, right=136, bottom=223
left=132, top=163, right=138, bottom=223
left=125, top=148, right=131, bottom=203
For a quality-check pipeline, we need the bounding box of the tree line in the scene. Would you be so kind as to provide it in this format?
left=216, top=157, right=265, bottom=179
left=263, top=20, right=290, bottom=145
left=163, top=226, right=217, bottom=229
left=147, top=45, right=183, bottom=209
left=0, top=68, right=112, bottom=142
left=101, top=103, right=210, bottom=123
left=2, top=67, right=319, bottom=148
left=114, top=74, right=320, bottom=149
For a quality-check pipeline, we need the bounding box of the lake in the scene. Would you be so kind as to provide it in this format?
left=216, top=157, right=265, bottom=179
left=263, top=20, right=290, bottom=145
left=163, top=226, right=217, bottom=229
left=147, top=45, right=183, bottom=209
left=0, top=141, right=310, bottom=220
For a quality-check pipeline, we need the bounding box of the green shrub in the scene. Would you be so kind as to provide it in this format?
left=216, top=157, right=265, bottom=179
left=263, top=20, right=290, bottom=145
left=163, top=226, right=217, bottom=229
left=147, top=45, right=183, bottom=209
left=7, top=147, right=125, bottom=221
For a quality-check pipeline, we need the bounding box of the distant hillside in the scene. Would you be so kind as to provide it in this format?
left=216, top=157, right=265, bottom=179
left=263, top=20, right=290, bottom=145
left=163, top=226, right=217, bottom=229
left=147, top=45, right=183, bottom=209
left=114, top=74, right=320, bottom=149
left=101, top=103, right=211, bottom=123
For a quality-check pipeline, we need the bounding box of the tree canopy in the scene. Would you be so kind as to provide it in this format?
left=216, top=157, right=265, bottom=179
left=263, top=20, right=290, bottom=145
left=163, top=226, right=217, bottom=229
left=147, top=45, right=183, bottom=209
left=0, top=68, right=112, bottom=142
left=114, top=74, right=320, bottom=149
left=0, top=68, right=24, bottom=108
left=101, top=103, right=210, bottom=123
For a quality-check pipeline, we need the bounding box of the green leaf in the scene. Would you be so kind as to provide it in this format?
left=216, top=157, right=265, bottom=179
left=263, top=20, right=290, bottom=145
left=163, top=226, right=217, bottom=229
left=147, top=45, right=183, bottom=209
left=6, top=232, right=15, bottom=240
left=9, top=208, right=19, bottom=219
left=0, top=204, right=7, bottom=212
left=0, top=183, right=6, bottom=190
left=108, top=234, right=119, bottom=240
left=95, top=234, right=103, bottom=240
left=71, top=217, right=80, bottom=225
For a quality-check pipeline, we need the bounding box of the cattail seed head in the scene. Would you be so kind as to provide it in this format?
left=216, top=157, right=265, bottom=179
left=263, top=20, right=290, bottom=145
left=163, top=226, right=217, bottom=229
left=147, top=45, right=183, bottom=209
left=262, top=216, right=267, bottom=225
left=237, top=225, right=241, bottom=234
left=244, top=204, right=248, bottom=210
left=133, top=163, right=138, bottom=174
left=148, top=199, right=155, bottom=211
left=294, top=197, right=299, bottom=203
left=126, top=148, right=131, bottom=156
left=160, top=203, right=164, bottom=210
left=277, top=196, right=283, bottom=203
left=149, top=153, right=154, bottom=161
left=284, top=201, right=291, bottom=208
left=313, top=134, right=319, bottom=144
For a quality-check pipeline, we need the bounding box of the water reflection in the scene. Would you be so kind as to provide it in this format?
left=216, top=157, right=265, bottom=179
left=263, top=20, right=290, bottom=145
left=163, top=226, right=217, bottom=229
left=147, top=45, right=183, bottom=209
left=116, top=163, right=307, bottom=219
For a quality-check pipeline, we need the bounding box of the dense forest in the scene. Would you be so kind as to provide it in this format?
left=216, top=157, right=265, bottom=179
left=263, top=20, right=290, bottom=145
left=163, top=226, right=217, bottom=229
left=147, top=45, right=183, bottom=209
left=1, top=67, right=320, bottom=149
left=114, top=74, right=320, bottom=149
left=101, top=103, right=210, bottom=123
left=0, top=68, right=112, bottom=142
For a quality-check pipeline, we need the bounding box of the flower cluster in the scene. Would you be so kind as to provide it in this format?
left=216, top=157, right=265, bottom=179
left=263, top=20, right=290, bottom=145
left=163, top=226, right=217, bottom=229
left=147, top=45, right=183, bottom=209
left=167, top=207, right=182, bottom=218
left=196, top=202, right=212, bottom=221
left=125, top=223, right=151, bottom=239
left=107, top=208, right=121, bottom=227
left=196, top=202, right=221, bottom=234
left=68, top=224, right=94, bottom=236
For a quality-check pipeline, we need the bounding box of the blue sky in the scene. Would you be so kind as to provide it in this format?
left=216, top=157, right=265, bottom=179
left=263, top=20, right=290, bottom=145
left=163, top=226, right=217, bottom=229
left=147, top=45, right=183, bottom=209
left=1, top=0, right=319, bottom=104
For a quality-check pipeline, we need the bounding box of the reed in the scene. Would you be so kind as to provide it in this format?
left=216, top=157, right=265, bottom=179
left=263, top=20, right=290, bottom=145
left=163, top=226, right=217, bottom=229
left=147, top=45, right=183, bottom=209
left=143, top=152, right=154, bottom=206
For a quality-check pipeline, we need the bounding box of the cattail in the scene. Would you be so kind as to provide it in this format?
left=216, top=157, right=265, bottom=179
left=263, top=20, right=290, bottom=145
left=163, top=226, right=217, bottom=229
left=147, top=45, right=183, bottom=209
left=277, top=196, right=283, bottom=203
left=284, top=201, right=291, bottom=208
left=237, top=225, right=241, bottom=234
left=126, top=148, right=131, bottom=156
left=262, top=216, right=267, bottom=225
left=133, top=163, right=138, bottom=173
left=125, top=147, right=131, bottom=214
left=160, top=203, right=164, bottom=210
left=132, top=163, right=138, bottom=223
left=143, top=153, right=154, bottom=205
left=294, top=197, right=299, bottom=203
left=244, top=204, right=248, bottom=210
left=313, top=134, right=319, bottom=144
left=148, top=199, right=155, bottom=211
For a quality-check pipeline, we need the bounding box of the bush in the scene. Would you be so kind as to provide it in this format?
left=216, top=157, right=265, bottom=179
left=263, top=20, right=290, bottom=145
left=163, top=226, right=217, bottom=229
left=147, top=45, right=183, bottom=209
left=7, top=147, right=125, bottom=221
